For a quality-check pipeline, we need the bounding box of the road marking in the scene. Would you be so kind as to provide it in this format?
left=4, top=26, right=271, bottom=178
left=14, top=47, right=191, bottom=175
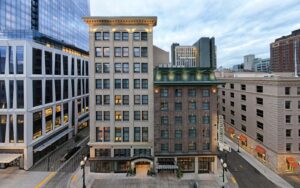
left=34, top=172, right=57, bottom=188
left=231, top=176, right=238, bottom=184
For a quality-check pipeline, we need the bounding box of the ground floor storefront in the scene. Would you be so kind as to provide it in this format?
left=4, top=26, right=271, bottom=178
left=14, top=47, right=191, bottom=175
left=225, top=124, right=300, bottom=174
left=155, top=155, right=217, bottom=174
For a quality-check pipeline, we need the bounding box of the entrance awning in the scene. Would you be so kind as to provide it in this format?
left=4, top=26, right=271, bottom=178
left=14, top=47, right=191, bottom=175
left=0, top=154, right=22, bottom=163
left=239, top=134, right=247, bottom=142
left=33, top=128, right=73, bottom=153
left=255, top=145, right=266, bottom=155
left=286, top=157, right=299, bottom=168
left=228, top=127, right=235, bottom=134
left=157, top=165, right=178, bottom=170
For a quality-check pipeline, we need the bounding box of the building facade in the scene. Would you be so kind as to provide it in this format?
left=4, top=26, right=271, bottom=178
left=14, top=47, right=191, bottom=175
left=173, top=46, right=197, bottom=67
left=270, top=29, right=300, bottom=73
left=218, top=76, right=300, bottom=173
left=255, top=58, right=270, bottom=72
left=84, top=17, right=157, bottom=173
left=0, top=0, right=90, bottom=51
left=0, top=0, right=90, bottom=170
left=153, top=67, right=220, bottom=174
left=243, top=54, right=255, bottom=71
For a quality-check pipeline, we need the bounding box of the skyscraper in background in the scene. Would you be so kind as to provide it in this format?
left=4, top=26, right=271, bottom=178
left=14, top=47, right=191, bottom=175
left=0, top=0, right=90, bottom=170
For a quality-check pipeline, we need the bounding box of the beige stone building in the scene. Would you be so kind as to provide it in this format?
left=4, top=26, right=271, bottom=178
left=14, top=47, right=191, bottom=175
left=83, top=17, right=158, bottom=172
left=217, top=74, right=300, bottom=173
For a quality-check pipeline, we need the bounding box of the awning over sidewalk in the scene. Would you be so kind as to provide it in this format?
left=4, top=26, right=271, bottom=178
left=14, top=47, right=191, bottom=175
left=157, top=165, right=178, bottom=170
left=239, top=134, right=247, bottom=142
left=0, top=154, right=22, bottom=163
left=255, top=145, right=266, bottom=155
left=228, top=127, right=235, bottom=134
left=286, top=157, right=299, bottom=168
left=33, top=128, right=73, bottom=153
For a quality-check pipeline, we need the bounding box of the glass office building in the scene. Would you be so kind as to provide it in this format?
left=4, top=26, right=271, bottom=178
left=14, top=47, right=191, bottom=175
left=0, top=0, right=90, bottom=170
left=0, top=0, right=90, bottom=51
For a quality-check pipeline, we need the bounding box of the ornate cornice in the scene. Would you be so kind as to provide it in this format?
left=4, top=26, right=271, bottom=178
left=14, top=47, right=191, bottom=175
left=83, top=16, right=157, bottom=26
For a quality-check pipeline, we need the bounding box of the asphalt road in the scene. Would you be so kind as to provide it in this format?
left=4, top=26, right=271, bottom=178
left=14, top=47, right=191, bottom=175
left=225, top=150, right=278, bottom=188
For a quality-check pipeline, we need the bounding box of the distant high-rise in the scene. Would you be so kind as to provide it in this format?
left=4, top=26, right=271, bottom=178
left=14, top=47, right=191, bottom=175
left=171, top=37, right=216, bottom=69
left=270, top=29, right=300, bottom=73
left=243, top=54, right=255, bottom=71
left=0, top=0, right=90, bottom=170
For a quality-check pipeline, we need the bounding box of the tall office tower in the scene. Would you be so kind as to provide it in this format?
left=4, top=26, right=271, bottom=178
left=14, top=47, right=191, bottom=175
left=243, top=54, right=255, bottom=71
left=270, top=29, right=300, bottom=73
left=0, top=0, right=90, bottom=170
left=193, top=37, right=216, bottom=69
left=171, top=43, right=179, bottom=66
left=153, top=67, right=221, bottom=174
left=84, top=17, right=157, bottom=173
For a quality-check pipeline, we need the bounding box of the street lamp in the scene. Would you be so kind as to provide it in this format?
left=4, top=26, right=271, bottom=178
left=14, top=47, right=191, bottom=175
left=237, top=135, right=240, bottom=153
left=80, top=156, right=88, bottom=188
left=220, top=158, right=227, bottom=183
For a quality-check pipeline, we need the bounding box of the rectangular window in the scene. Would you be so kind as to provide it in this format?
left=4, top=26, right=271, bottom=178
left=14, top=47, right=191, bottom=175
left=297, top=87, right=300, bottom=95
left=241, top=115, right=247, bottom=121
left=32, top=80, right=42, bottom=107
left=241, top=84, right=246, bottom=90
left=114, top=63, right=122, bottom=73
left=256, top=109, right=263, bottom=117
left=230, top=84, right=234, bottom=89
left=286, top=129, right=292, bottom=137
left=257, top=133, right=263, bottom=142
left=142, top=95, right=148, bottom=105
left=203, top=116, right=210, bottom=124
left=189, top=129, right=196, bottom=138
left=95, top=32, right=101, bottom=40
left=134, top=95, right=140, bottom=105
left=188, top=89, right=196, bottom=97
left=114, top=47, right=121, bottom=57
left=115, top=111, right=122, bottom=121
left=114, top=32, right=121, bottom=40
left=134, top=127, right=141, bottom=142
left=175, top=144, right=182, bottom=152
left=134, top=79, right=140, bottom=89
left=123, top=95, right=129, bottom=105
left=122, top=32, right=129, bottom=41
left=175, top=89, right=182, bottom=97
left=32, top=111, right=42, bottom=140
left=103, top=95, right=110, bottom=105
left=96, top=127, right=102, bottom=142
left=175, top=116, right=182, bottom=125
left=123, top=111, right=129, bottom=121
left=142, top=127, right=148, bottom=142
left=242, top=125, right=247, bottom=132
left=103, top=47, right=110, bottom=57
left=286, top=143, right=291, bottom=152
left=285, top=101, right=291, bottom=109
left=122, top=79, right=129, bottom=89
left=160, top=101, right=168, bottom=111
left=134, top=111, right=141, bottom=120
left=115, top=95, right=122, bottom=105
left=45, top=51, right=52, bottom=75
left=256, top=86, right=263, bottom=93
left=230, top=92, right=234, bottom=98
left=95, top=63, right=102, bottom=73
left=141, top=63, right=148, bottom=73
left=103, top=32, right=110, bottom=40
left=285, top=87, right=290, bottom=95
left=203, top=89, right=210, bottom=97
left=141, top=47, right=148, bottom=57
left=16, top=115, right=24, bottom=143
left=175, top=102, right=183, bottom=111
left=115, top=79, right=121, bottom=89
left=133, top=32, right=140, bottom=40
left=141, top=32, right=147, bottom=41
left=142, top=79, right=148, bottom=89
left=103, top=63, right=110, bottom=73
left=32, top=48, right=42, bottom=74
left=134, top=63, right=140, bottom=73
left=161, top=144, right=168, bottom=152
left=104, top=127, right=110, bottom=142
left=241, top=105, right=246, bottom=111
left=256, top=98, right=263, bottom=105
left=95, top=47, right=102, bottom=57
left=160, top=88, right=168, bottom=97
left=133, top=47, right=140, bottom=57
left=230, top=101, right=234, bottom=107
left=96, top=111, right=102, bottom=121
left=103, top=79, right=110, bottom=89
left=188, top=101, right=196, bottom=110
left=161, top=130, right=168, bottom=139
left=161, top=116, right=168, bottom=125
left=122, top=47, right=129, bottom=57
left=0, top=47, right=5, bottom=74
left=123, top=127, right=129, bottom=142
left=286, top=115, right=291, bottom=123
left=9, top=80, right=13, bottom=108
left=104, top=111, right=110, bottom=121
left=189, top=115, right=196, bottom=124
left=175, top=130, right=182, bottom=139
left=142, top=111, right=148, bottom=121
left=122, top=63, right=129, bottom=73
left=231, top=119, right=235, bottom=125
left=202, top=102, right=210, bottom=110
left=241, top=94, right=246, bottom=101
left=95, top=79, right=102, bottom=89
left=16, top=80, right=24, bottom=108
left=16, top=46, right=24, bottom=74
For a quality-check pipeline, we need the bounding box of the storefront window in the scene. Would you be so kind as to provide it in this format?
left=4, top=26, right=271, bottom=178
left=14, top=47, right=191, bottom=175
left=177, top=157, right=195, bottom=172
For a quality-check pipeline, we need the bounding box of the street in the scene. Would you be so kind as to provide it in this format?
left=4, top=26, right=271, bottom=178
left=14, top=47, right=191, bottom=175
left=225, top=150, right=278, bottom=188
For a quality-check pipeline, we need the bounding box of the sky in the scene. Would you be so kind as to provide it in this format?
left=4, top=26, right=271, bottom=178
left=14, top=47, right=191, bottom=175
left=90, top=0, right=300, bottom=68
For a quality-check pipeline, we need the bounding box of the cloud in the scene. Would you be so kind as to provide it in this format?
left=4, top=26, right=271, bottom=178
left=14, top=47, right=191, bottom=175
left=90, top=0, right=300, bottom=68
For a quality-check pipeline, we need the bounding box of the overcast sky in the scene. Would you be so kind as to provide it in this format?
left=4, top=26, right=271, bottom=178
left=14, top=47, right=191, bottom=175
left=90, top=0, right=300, bottom=68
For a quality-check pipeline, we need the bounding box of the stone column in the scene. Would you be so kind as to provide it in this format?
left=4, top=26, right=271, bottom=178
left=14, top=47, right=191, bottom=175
left=195, top=157, right=198, bottom=174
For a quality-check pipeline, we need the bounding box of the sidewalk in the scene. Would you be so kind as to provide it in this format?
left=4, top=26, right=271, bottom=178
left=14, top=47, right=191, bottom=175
left=225, top=137, right=293, bottom=188
left=216, top=157, right=239, bottom=188
left=69, top=166, right=94, bottom=188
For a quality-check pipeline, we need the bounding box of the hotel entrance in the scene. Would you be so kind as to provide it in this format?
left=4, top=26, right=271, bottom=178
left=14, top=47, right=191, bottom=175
left=135, top=161, right=150, bottom=176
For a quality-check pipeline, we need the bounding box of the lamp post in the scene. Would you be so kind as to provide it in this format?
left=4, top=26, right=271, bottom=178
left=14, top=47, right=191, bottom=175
left=237, top=136, right=240, bottom=153
left=220, top=158, right=227, bottom=183
left=80, top=156, right=88, bottom=188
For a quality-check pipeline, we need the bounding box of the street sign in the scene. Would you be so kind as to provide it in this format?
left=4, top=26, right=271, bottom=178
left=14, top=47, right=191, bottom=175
left=218, top=115, right=224, bottom=143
